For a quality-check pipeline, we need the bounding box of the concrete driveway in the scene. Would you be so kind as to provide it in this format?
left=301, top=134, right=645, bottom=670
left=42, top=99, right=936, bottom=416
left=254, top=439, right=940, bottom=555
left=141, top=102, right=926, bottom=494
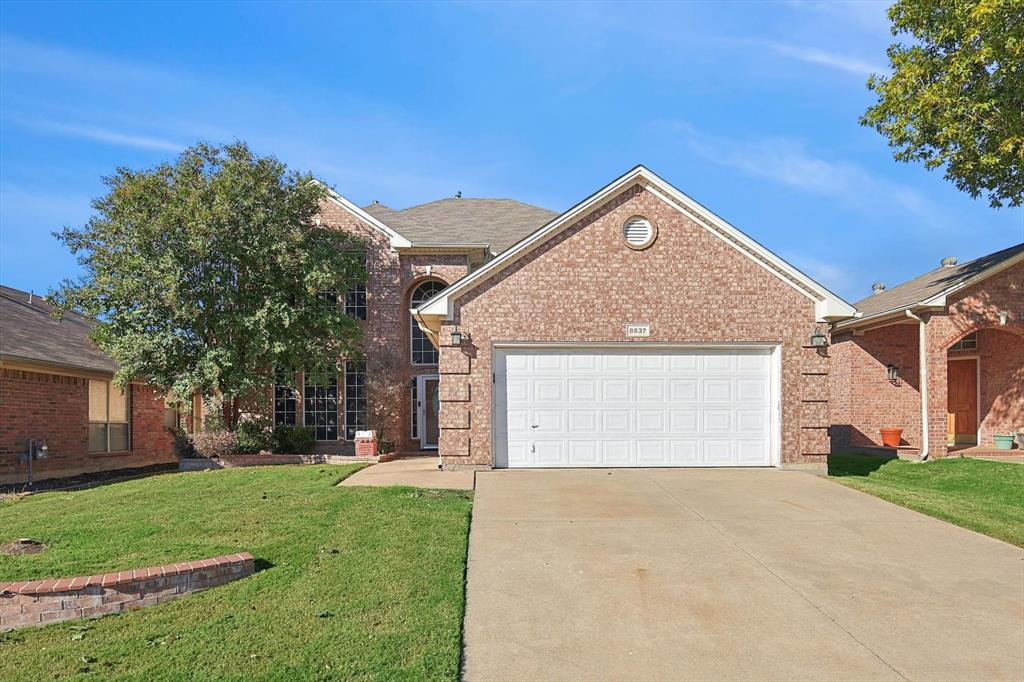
left=463, top=469, right=1024, bottom=681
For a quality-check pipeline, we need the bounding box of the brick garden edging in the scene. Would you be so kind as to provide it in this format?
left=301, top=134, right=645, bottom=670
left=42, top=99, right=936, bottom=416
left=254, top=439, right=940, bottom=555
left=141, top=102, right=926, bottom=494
left=179, top=452, right=399, bottom=471
left=0, top=552, right=254, bottom=630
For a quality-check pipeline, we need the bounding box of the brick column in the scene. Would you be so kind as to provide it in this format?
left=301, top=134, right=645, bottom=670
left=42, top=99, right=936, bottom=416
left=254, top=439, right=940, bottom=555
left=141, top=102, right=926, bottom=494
left=925, top=316, right=950, bottom=458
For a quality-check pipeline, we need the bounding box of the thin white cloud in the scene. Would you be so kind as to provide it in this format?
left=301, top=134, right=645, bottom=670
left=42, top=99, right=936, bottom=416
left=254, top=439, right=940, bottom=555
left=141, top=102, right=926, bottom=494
left=15, top=119, right=184, bottom=152
left=760, top=41, right=886, bottom=78
left=663, top=120, right=944, bottom=226
left=0, top=34, right=182, bottom=85
left=783, top=252, right=854, bottom=295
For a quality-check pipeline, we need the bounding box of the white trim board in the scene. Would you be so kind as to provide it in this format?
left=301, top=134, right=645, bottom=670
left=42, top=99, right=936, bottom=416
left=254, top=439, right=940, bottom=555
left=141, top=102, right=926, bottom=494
left=418, top=165, right=855, bottom=323
left=317, top=182, right=413, bottom=249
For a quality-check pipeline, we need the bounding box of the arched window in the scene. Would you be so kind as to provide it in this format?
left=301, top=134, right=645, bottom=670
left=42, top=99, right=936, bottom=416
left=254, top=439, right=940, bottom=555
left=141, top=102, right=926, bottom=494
left=410, top=280, right=445, bottom=365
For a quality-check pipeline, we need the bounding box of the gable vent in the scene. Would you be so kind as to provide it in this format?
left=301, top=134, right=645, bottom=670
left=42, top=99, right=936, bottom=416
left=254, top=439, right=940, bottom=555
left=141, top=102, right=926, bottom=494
left=623, top=216, right=654, bottom=247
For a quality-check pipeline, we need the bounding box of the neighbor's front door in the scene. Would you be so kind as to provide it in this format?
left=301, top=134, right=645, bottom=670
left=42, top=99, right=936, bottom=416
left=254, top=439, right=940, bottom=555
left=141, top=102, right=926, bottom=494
left=947, top=359, right=978, bottom=446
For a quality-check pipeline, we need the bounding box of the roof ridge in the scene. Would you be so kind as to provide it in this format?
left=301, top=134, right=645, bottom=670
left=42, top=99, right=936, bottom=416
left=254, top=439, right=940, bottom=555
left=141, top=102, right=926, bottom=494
left=399, top=196, right=557, bottom=213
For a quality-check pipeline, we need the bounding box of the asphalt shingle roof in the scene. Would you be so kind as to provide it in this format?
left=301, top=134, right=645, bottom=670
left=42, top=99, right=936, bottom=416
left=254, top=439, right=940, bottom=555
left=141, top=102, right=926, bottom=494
left=0, top=285, right=116, bottom=374
left=853, top=243, right=1024, bottom=318
left=363, top=197, right=558, bottom=254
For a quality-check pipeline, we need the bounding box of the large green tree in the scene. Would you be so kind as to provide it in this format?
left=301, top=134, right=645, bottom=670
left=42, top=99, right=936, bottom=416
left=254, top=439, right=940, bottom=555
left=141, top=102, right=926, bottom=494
left=862, top=0, right=1024, bottom=207
left=52, top=142, right=366, bottom=427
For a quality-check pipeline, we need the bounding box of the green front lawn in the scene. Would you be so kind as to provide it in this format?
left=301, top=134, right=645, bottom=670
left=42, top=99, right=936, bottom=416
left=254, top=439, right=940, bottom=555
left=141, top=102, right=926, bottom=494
left=829, top=453, right=1024, bottom=547
left=0, top=466, right=472, bottom=680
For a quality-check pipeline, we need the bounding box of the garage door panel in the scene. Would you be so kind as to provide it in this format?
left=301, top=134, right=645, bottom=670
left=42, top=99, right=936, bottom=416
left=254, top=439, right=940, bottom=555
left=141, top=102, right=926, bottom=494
left=534, top=379, right=564, bottom=402
left=567, top=409, right=598, bottom=433
left=568, top=440, right=599, bottom=465
left=601, top=354, right=631, bottom=372
left=636, top=409, right=666, bottom=432
left=602, top=410, right=631, bottom=432
left=703, top=440, right=734, bottom=464
left=670, top=440, right=700, bottom=464
left=636, top=379, right=666, bottom=402
left=670, top=379, right=699, bottom=401
left=669, top=409, right=699, bottom=433
left=498, top=347, right=774, bottom=468
left=636, top=440, right=668, bottom=465
left=601, top=440, right=632, bottom=465
left=601, top=379, right=632, bottom=402
left=702, top=379, right=733, bottom=402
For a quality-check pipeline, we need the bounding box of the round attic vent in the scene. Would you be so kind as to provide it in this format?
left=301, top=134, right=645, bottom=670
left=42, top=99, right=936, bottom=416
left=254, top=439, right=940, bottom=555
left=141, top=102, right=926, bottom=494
left=623, top=216, right=656, bottom=249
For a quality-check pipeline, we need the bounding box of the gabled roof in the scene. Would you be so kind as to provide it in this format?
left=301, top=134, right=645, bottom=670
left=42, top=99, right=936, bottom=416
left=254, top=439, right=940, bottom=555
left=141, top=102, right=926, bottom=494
left=842, top=242, right=1024, bottom=327
left=363, top=198, right=557, bottom=254
left=0, top=285, right=117, bottom=375
left=319, top=184, right=412, bottom=248
left=416, top=165, right=856, bottom=322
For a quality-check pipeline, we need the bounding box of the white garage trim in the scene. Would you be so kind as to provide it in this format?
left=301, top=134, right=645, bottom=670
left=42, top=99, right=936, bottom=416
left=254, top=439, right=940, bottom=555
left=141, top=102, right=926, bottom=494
left=492, top=343, right=782, bottom=468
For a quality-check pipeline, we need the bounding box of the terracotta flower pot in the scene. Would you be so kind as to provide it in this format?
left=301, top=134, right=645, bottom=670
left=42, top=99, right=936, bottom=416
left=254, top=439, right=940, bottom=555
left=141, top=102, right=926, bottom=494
left=880, top=428, right=903, bottom=448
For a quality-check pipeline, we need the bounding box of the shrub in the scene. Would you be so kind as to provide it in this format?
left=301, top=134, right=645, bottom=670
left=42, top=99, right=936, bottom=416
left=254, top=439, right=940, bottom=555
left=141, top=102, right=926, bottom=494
left=168, top=427, right=195, bottom=459
left=236, top=414, right=272, bottom=454
left=190, top=430, right=238, bottom=459
left=272, top=426, right=316, bottom=454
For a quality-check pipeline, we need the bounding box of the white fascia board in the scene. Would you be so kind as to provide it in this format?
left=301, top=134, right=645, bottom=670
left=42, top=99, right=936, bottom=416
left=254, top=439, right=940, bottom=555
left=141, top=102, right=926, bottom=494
left=920, top=249, right=1024, bottom=307
left=316, top=182, right=413, bottom=248
left=418, top=165, right=855, bottom=320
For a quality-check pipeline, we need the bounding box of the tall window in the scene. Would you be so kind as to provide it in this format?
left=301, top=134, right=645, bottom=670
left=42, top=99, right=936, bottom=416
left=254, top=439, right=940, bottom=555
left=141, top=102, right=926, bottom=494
left=274, top=369, right=297, bottom=427
left=89, top=380, right=130, bottom=453
left=410, top=380, right=418, bottom=439
left=410, top=280, right=445, bottom=365
left=345, top=252, right=367, bottom=320
left=345, top=360, right=367, bottom=440
left=304, top=367, right=339, bottom=440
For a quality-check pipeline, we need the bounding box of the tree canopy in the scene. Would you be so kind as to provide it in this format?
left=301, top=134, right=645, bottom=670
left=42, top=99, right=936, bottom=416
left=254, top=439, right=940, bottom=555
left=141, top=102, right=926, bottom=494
left=862, top=0, right=1024, bottom=207
left=52, top=142, right=366, bottom=421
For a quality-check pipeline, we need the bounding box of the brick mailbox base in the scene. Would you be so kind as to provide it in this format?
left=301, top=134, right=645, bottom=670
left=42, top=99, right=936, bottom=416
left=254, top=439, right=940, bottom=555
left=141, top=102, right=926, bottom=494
left=0, top=552, right=254, bottom=630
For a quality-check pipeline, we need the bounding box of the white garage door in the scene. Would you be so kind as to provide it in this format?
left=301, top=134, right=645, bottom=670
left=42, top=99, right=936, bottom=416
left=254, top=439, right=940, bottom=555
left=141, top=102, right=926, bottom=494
left=494, top=347, right=776, bottom=468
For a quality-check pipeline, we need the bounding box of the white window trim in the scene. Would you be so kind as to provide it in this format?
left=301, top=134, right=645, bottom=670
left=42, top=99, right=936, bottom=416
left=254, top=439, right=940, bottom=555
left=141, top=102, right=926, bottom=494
left=410, top=280, right=446, bottom=366
left=88, top=380, right=132, bottom=454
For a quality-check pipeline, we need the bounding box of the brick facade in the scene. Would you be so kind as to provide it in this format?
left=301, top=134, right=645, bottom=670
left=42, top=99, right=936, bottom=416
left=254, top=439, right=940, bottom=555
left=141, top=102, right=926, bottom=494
left=830, top=260, right=1023, bottom=456
left=313, top=200, right=470, bottom=452
left=436, top=185, right=830, bottom=468
left=0, top=368, right=175, bottom=485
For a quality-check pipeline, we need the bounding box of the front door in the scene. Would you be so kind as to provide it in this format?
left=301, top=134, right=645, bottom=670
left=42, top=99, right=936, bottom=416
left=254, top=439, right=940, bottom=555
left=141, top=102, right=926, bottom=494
left=417, top=375, right=440, bottom=449
left=947, top=359, right=978, bottom=446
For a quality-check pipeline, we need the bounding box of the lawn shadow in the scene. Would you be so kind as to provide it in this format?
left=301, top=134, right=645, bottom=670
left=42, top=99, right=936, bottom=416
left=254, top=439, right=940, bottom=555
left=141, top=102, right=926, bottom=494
left=828, top=452, right=896, bottom=477
left=253, top=558, right=275, bottom=573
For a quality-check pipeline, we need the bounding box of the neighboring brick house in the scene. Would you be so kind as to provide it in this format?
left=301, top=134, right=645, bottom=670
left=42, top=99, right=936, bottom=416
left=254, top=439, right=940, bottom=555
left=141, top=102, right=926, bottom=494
left=829, top=244, right=1023, bottom=458
left=0, top=286, right=175, bottom=485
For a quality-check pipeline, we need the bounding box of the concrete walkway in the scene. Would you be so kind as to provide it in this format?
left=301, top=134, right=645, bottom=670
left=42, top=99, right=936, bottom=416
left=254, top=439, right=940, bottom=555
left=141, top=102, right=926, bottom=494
left=338, top=456, right=474, bottom=490
left=463, top=469, right=1024, bottom=681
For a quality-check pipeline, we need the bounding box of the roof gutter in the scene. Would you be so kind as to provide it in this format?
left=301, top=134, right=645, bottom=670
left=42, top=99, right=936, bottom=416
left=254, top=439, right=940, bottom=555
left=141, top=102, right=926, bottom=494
left=905, top=310, right=930, bottom=461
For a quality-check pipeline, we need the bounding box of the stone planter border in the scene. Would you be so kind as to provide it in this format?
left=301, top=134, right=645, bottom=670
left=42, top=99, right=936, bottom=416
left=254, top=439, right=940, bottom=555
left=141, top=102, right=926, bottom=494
left=0, top=552, right=254, bottom=630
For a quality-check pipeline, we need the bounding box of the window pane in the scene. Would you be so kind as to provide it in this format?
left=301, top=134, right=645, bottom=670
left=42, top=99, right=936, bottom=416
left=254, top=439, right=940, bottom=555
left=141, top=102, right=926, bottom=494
left=345, top=361, right=367, bottom=440
left=89, top=380, right=108, bottom=421
left=109, top=424, right=130, bottom=451
left=305, top=368, right=338, bottom=440
left=109, top=385, right=129, bottom=422
left=89, top=423, right=108, bottom=453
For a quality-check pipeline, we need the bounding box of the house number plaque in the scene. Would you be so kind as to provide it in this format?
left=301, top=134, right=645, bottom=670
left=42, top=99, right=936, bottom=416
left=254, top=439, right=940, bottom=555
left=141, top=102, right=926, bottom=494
left=626, top=324, right=650, bottom=337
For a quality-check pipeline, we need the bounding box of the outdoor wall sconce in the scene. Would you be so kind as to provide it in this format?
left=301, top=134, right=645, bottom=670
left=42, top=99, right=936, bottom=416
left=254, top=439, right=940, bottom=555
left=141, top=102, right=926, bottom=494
left=809, top=326, right=828, bottom=348
left=886, top=364, right=901, bottom=383
left=998, top=311, right=1008, bottom=326
left=450, top=328, right=469, bottom=345
left=16, top=438, right=48, bottom=486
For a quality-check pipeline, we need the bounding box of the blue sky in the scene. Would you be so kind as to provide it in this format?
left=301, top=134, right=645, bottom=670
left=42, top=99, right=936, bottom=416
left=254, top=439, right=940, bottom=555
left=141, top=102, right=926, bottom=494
left=2, top=0, right=1021, bottom=303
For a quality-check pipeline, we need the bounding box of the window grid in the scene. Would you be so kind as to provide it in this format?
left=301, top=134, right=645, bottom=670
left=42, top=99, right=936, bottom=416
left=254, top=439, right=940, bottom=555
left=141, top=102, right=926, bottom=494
left=274, top=370, right=297, bottom=427
left=304, top=368, right=339, bottom=441
left=88, top=381, right=131, bottom=454
left=346, top=284, right=367, bottom=320
left=345, top=361, right=367, bottom=440
left=410, top=280, right=445, bottom=365
left=950, top=332, right=978, bottom=351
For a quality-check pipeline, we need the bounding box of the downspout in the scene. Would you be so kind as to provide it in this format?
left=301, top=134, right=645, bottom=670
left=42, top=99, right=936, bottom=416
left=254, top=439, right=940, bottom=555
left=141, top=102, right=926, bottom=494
left=905, top=310, right=930, bottom=461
